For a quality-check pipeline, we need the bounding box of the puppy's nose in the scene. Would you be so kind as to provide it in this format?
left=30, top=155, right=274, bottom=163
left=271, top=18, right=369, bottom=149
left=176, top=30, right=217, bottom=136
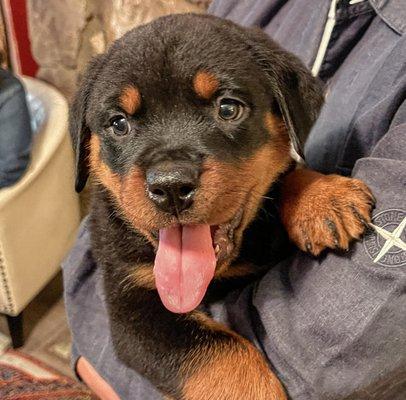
left=146, top=162, right=198, bottom=214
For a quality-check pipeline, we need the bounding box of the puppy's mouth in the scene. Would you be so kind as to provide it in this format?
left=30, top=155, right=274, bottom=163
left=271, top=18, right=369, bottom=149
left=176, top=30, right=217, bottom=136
left=211, top=208, right=243, bottom=263
left=153, top=209, right=243, bottom=314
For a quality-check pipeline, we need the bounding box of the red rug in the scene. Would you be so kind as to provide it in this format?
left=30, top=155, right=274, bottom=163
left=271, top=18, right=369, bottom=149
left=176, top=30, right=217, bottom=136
left=0, top=350, right=97, bottom=399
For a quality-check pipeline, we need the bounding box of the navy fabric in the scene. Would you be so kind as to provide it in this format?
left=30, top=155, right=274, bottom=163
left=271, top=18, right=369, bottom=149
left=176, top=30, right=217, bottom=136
left=0, top=69, right=33, bottom=188
left=316, top=1, right=376, bottom=81
left=63, top=1, right=406, bottom=398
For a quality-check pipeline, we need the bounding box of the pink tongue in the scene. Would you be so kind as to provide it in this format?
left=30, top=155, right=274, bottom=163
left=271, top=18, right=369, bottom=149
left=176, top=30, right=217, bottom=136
left=154, top=225, right=216, bottom=313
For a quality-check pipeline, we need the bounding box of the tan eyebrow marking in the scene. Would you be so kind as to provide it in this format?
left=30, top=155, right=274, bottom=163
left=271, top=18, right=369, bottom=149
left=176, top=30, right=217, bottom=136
left=193, top=71, right=219, bottom=100
left=119, top=85, right=141, bottom=114
left=264, top=112, right=288, bottom=137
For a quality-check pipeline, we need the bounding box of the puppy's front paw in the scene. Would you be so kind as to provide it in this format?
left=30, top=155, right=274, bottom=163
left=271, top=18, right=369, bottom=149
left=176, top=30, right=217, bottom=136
left=280, top=169, right=375, bottom=256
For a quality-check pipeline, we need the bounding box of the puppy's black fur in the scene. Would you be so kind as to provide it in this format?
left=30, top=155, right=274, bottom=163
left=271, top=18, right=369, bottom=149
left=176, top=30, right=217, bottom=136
left=69, top=14, right=372, bottom=400
left=71, top=14, right=322, bottom=192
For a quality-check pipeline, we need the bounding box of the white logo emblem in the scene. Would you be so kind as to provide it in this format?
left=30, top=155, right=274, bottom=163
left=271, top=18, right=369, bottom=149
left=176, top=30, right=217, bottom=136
left=364, top=209, right=406, bottom=267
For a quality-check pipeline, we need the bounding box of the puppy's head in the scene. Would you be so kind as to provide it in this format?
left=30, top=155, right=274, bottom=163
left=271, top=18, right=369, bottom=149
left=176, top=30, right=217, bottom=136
left=70, top=14, right=323, bottom=313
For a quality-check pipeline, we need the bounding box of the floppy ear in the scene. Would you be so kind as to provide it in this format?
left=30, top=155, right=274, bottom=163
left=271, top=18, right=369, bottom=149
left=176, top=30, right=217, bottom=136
left=244, top=28, right=324, bottom=159
left=69, top=54, right=105, bottom=192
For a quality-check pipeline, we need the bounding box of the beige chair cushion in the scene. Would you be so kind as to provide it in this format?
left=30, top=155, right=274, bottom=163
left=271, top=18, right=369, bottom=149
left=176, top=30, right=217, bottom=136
left=0, top=77, right=81, bottom=315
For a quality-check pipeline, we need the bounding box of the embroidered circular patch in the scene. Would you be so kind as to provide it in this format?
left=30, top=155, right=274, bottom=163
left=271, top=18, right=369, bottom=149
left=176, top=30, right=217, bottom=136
left=363, top=209, right=406, bottom=268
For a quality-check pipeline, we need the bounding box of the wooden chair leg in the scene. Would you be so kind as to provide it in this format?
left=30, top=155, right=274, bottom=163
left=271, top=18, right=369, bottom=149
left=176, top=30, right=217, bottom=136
left=6, top=312, right=24, bottom=348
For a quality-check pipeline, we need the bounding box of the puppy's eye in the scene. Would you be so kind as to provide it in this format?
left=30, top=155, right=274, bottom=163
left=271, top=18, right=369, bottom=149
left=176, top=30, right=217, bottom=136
left=218, top=99, right=244, bottom=121
left=111, top=116, right=129, bottom=135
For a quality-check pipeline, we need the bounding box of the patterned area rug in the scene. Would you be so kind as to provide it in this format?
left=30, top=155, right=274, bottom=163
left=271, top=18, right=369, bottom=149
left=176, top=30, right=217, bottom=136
left=0, top=350, right=97, bottom=399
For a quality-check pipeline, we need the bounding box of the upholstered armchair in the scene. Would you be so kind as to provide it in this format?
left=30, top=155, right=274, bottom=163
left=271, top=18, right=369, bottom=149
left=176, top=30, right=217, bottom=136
left=0, top=77, right=81, bottom=347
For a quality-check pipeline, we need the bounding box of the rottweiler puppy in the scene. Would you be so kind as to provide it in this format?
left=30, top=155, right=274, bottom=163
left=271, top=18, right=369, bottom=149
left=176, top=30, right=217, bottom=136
left=69, top=14, right=374, bottom=400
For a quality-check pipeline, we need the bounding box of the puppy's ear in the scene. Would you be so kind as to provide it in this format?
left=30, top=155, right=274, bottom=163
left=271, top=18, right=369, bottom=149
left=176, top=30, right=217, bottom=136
left=69, top=54, right=105, bottom=192
left=245, top=28, right=324, bottom=159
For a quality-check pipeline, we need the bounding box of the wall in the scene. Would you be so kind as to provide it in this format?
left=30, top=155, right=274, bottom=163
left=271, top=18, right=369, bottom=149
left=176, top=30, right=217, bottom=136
left=27, top=0, right=211, bottom=99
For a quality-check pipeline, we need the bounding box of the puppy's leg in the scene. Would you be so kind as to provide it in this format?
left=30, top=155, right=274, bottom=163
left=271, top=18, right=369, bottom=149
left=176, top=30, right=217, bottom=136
left=279, top=168, right=375, bottom=255
left=105, top=271, right=286, bottom=400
